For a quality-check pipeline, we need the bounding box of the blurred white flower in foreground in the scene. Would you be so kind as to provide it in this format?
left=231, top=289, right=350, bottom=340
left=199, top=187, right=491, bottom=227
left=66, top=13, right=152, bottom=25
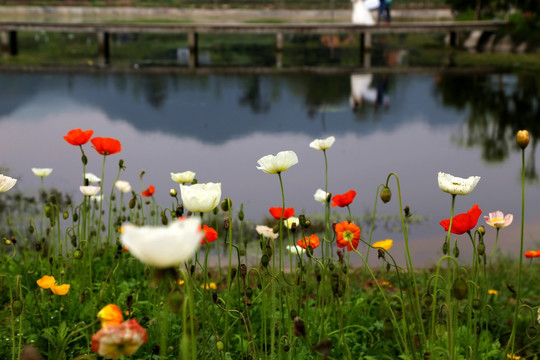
left=121, top=218, right=202, bottom=268
left=32, top=168, right=53, bottom=178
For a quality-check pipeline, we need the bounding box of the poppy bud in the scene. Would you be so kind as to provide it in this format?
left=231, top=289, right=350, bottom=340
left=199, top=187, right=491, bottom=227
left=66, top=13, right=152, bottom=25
left=293, top=317, right=306, bottom=337
left=81, top=154, right=87, bottom=165
left=257, top=279, right=262, bottom=290
left=169, top=189, right=177, bottom=197
left=44, top=205, right=52, bottom=218
left=192, top=179, right=198, bottom=185
left=4, top=239, right=11, bottom=245
left=453, top=244, right=460, bottom=258
left=190, top=264, right=196, bottom=276
left=151, top=344, right=160, bottom=355
left=118, top=159, right=124, bottom=168
left=73, top=248, right=83, bottom=259
left=221, top=198, right=232, bottom=212
left=452, top=277, right=468, bottom=300
left=263, top=245, right=273, bottom=257
left=11, top=298, right=23, bottom=316
left=290, top=222, right=297, bottom=233
left=273, top=224, right=280, bottom=234
left=506, top=282, right=516, bottom=295
left=73, top=212, right=78, bottom=222
left=380, top=186, right=392, bottom=203
left=246, top=287, right=253, bottom=299
left=216, top=340, right=224, bottom=351
left=238, top=203, right=244, bottom=221
left=176, top=205, right=183, bottom=217
left=126, top=294, right=133, bottom=309
left=299, top=215, right=306, bottom=227
left=472, top=298, right=481, bottom=310
left=261, top=255, right=270, bottom=267
left=477, top=242, right=486, bottom=256
left=168, top=288, right=183, bottom=314
left=422, top=293, right=433, bottom=308
left=230, top=268, right=237, bottom=282
left=212, top=291, right=218, bottom=304
left=35, top=242, right=42, bottom=252
left=28, top=224, right=34, bottom=233
left=516, top=130, right=530, bottom=149
left=442, top=241, right=449, bottom=255
left=63, top=211, right=69, bottom=220
left=79, top=292, right=86, bottom=303
left=224, top=217, right=230, bottom=230
left=161, top=214, right=168, bottom=226
left=477, top=226, right=485, bottom=235
left=337, top=250, right=344, bottom=262
left=424, top=352, right=431, bottom=360
left=129, top=197, right=136, bottom=209
left=404, top=206, right=410, bottom=217
left=304, top=219, right=311, bottom=228
left=283, top=343, right=290, bottom=352
left=328, top=263, right=335, bottom=272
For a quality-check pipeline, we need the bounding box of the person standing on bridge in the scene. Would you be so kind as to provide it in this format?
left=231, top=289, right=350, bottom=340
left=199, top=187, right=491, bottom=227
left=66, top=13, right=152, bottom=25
left=377, top=0, right=392, bottom=24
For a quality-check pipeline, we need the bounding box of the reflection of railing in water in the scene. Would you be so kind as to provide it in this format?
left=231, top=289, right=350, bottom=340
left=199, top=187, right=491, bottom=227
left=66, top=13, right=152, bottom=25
left=0, top=21, right=509, bottom=67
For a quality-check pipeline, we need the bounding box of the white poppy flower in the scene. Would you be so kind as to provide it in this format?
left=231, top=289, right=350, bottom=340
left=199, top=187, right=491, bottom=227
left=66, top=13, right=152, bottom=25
left=314, top=189, right=329, bottom=203
left=0, top=174, right=17, bottom=193
left=121, top=218, right=202, bottom=268
left=286, top=245, right=306, bottom=256
left=85, top=172, right=101, bottom=183
left=309, top=136, right=335, bottom=151
left=170, top=171, right=196, bottom=184
left=437, top=172, right=480, bottom=196
left=284, top=216, right=300, bottom=229
left=90, top=194, right=104, bottom=203
left=180, top=182, right=221, bottom=213
left=115, top=180, right=132, bottom=194
left=80, top=185, right=100, bottom=196
left=32, top=168, right=53, bottom=178
left=255, top=225, right=279, bottom=240
left=256, top=151, right=298, bottom=174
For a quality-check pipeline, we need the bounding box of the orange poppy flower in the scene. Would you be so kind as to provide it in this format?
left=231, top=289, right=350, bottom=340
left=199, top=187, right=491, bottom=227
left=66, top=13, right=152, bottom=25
left=201, top=225, right=218, bottom=244
left=297, top=234, right=320, bottom=249
left=91, top=137, right=122, bottom=156
left=269, top=207, right=294, bottom=220
left=141, top=185, right=155, bottom=197
left=97, top=304, right=124, bottom=328
left=50, top=284, right=70, bottom=296
left=64, top=128, right=93, bottom=146
left=332, top=190, right=357, bottom=208
left=525, top=250, right=540, bottom=259
left=440, top=204, right=482, bottom=235
left=335, top=220, right=361, bottom=251
left=36, top=275, right=70, bottom=295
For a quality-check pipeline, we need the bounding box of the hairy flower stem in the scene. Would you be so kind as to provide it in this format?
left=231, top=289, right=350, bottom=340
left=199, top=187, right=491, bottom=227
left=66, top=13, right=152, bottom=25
left=323, top=149, right=330, bottom=261
left=507, top=148, right=526, bottom=356
left=488, top=228, right=500, bottom=270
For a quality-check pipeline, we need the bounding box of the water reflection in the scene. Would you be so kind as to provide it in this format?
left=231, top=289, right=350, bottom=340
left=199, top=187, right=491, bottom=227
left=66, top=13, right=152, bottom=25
left=1, top=70, right=540, bottom=265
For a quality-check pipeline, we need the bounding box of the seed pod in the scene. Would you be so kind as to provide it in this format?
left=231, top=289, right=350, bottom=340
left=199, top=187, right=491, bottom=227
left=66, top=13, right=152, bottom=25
left=380, top=186, right=392, bottom=203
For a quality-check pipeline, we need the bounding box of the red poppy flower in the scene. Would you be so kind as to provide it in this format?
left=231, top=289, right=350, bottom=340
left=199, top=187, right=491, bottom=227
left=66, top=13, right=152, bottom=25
left=64, top=128, right=93, bottom=146
left=525, top=250, right=540, bottom=259
left=335, top=220, right=361, bottom=251
left=297, top=234, right=320, bottom=249
left=332, top=190, right=357, bottom=208
left=440, top=204, right=482, bottom=235
left=269, top=207, right=294, bottom=220
left=141, top=185, right=155, bottom=197
left=91, top=137, right=122, bottom=156
left=91, top=319, right=147, bottom=358
left=201, top=225, right=218, bottom=244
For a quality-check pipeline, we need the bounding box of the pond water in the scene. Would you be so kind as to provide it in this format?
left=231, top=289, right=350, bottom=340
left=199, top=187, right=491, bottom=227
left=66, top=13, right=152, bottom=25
left=1, top=69, right=539, bottom=265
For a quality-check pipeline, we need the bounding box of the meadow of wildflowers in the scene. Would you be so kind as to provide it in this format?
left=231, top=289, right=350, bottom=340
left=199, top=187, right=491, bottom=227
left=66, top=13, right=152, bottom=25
left=1, top=129, right=540, bottom=359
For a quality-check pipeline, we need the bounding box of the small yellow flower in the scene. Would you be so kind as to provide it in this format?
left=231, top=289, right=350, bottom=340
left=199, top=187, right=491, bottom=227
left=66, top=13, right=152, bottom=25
left=201, top=282, right=217, bottom=290
left=372, top=239, right=393, bottom=251
left=381, top=281, right=392, bottom=288
left=507, top=354, right=521, bottom=359
left=178, top=280, right=185, bottom=285
left=488, top=289, right=499, bottom=296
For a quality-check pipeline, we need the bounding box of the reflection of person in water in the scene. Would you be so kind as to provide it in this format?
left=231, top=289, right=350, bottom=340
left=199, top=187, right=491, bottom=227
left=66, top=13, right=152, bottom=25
left=351, top=0, right=375, bottom=25
left=350, top=73, right=390, bottom=110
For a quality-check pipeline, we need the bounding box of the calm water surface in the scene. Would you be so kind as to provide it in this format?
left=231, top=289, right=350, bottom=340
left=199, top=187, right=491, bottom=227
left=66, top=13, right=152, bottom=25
left=1, top=70, right=539, bottom=265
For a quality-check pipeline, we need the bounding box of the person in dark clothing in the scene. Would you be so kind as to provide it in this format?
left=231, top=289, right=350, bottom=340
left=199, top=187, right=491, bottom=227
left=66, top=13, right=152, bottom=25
left=377, top=0, right=391, bottom=24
